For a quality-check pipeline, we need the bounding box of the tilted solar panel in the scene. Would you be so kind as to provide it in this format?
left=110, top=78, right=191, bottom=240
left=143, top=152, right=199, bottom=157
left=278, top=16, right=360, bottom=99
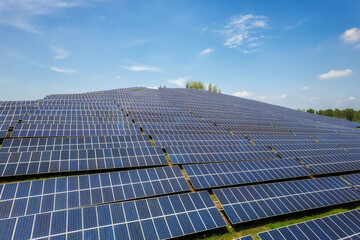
left=258, top=209, right=360, bottom=240
left=183, top=158, right=312, bottom=189
left=0, top=191, right=226, bottom=240
left=0, top=135, right=152, bottom=153
left=0, top=147, right=167, bottom=177
left=214, top=177, right=360, bottom=224
left=0, top=166, right=190, bottom=219
left=300, top=153, right=360, bottom=174
left=167, top=145, right=279, bottom=164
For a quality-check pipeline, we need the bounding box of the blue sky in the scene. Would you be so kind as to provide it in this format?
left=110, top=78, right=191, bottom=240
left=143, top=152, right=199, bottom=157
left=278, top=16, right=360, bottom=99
left=0, top=0, right=359, bottom=110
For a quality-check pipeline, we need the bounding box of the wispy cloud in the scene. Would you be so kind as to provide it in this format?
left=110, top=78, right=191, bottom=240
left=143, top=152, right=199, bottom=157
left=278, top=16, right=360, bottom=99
left=284, top=17, right=310, bottom=30
left=232, top=91, right=253, bottom=98
left=0, top=0, right=83, bottom=33
left=168, top=77, right=187, bottom=87
left=301, top=86, right=309, bottom=90
left=199, top=48, right=214, bottom=55
left=51, top=46, right=69, bottom=59
left=50, top=67, right=76, bottom=74
left=318, top=69, right=352, bottom=79
left=348, top=96, right=356, bottom=101
left=221, top=14, right=268, bottom=51
left=120, top=64, right=161, bottom=72
left=115, top=76, right=121, bottom=79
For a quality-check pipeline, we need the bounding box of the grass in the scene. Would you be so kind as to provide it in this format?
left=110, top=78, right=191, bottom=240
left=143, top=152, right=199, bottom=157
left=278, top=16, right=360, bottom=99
left=179, top=201, right=360, bottom=240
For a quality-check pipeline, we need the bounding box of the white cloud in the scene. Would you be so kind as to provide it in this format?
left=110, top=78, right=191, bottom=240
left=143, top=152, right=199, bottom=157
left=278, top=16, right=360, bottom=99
left=258, top=96, right=266, bottom=100
left=0, top=0, right=82, bottom=32
left=318, top=69, right=352, bottom=79
left=278, top=94, right=287, bottom=99
left=50, top=67, right=75, bottom=74
left=120, top=65, right=161, bottom=72
left=232, top=91, right=254, bottom=98
left=51, top=46, right=69, bottom=59
left=221, top=14, right=268, bottom=51
left=301, top=86, right=309, bottom=90
left=348, top=96, right=356, bottom=101
left=168, top=77, right=187, bottom=87
left=341, top=28, right=360, bottom=43
left=199, top=48, right=214, bottom=55
left=115, top=76, right=121, bottom=79
left=145, top=86, right=159, bottom=90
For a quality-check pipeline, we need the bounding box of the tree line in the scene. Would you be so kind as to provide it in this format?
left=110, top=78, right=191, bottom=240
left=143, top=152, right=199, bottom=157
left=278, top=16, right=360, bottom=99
left=299, top=108, right=360, bottom=123
left=185, top=80, right=221, bottom=93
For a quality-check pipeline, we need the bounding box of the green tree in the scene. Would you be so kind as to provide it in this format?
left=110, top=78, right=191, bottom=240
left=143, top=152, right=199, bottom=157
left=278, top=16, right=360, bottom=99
left=317, top=110, right=324, bottom=115
left=353, top=111, right=360, bottom=122
left=343, top=108, right=355, bottom=121
left=208, top=83, right=212, bottom=91
left=324, top=109, right=334, bottom=117
left=213, top=85, right=217, bottom=92
left=334, top=109, right=343, bottom=119
left=186, top=81, right=189, bottom=88
left=306, top=109, right=315, bottom=114
left=219, top=88, right=221, bottom=94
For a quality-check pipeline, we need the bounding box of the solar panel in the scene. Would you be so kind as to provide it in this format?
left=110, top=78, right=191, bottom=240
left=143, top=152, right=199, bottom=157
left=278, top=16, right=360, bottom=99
left=0, top=135, right=152, bottom=153
left=183, top=158, right=313, bottom=189
left=0, top=166, right=190, bottom=219
left=237, top=236, right=254, bottom=240
left=214, top=176, right=360, bottom=224
left=152, top=134, right=250, bottom=148
left=342, top=173, right=360, bottom=189
left=167, top=145, right=279, bottom=164
left=258, top=209, right=360, bottom=240
left=300, top=153, right=360, bottom=174
left=10, top=123, right=140, bottom=137
left=0, top=191, right=226, bottom=239
left=0, top=146, right=167, bottom=177
left=0, top=124, right=9, bottom=138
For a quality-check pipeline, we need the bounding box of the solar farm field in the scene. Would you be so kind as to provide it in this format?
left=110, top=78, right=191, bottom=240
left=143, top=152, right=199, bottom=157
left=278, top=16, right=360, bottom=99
left=0, top=87, right=360, bottom=240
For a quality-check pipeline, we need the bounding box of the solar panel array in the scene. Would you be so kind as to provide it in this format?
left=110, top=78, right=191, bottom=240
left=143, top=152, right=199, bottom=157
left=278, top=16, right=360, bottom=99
left=214, top=176, right=360, bottom=224
left=258, top=208, right=360, bottom=240
left=0, top=87, right=359, bottom=239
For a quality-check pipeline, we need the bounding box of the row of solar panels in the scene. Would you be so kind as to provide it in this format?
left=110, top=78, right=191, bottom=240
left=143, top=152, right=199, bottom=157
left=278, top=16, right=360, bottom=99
left=1, top=172, right=360, bottom=239
left=0, top=163, right=359, bottom=223
left=240, top=208, right=360, bottom=240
